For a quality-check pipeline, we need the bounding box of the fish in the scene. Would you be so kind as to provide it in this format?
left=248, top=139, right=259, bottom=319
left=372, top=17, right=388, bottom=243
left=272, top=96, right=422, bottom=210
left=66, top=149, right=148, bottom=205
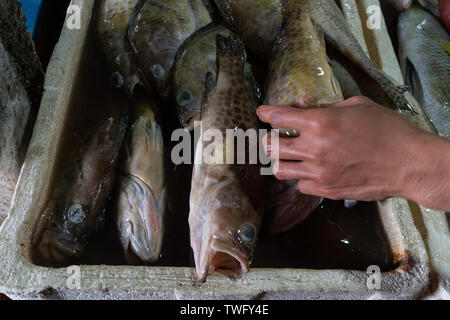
left=264, top=0, right=343, bottom=235
left=398, top=6, right=450, bottom=138
left=34, top=115, right=128, bottom=264
left=308, top=0, right=415, bottom=114
left=440, top=0, right=450, bottom=32
left=116, top=97, right=166, bottom=264
left=386, top=0, right=413, bottom=11
left=214, top=0, right=283, bottom=59
left=173, top=24, right=235, bottom=130
left=188, top=35, right=264, bottom=281
left=96, top=0, right=141, bottom=95
left=128, top=0, right=212, bottom=97
left=330, top=59, right=362, bottom=99
left=418, top=0, right=440, bottom=16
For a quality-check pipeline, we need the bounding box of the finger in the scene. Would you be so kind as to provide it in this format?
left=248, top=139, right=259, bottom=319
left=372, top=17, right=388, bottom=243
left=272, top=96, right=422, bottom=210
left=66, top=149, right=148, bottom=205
left=326, top=96, right=371, bottom=108
left=257, top=105, right=317, bottom=131
left=273, top=160, right=320, bottom=181
left=263, top=133, right=314, bottom=161
left=297, top=180, right=324, bottom=197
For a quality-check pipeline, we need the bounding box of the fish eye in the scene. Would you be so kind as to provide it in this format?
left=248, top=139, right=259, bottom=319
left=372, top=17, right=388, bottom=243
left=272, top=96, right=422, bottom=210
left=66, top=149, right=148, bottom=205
left=176, top=90, right=193, bottom=106
left=67, top=203, right=87, bottom=225
left=110, top=71, right=124, bottom=88
left=152, top=64, right=165, bottom=80
left=237, top=223, right=256, bottom=246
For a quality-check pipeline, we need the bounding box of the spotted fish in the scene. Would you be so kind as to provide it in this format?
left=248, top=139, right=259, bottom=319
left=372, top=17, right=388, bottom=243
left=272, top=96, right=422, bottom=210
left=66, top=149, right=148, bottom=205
left=116, top=97, right=166, bottom=264
left=96, top=0, right=141, bottom=95
left=308, top=0, right=415, bottom=114
left=34, top=115, right=128, bottom=263
left=128, top=0, right=212, bottom=97
left=214, top=0, right=283, bottom=59
left=264, top=0, right=343, bottom=235
left=173, top=24, right=235, bottom=130
left=189, top=35, right=264, bottom=281
left=398, top=6, right=450, bottom=138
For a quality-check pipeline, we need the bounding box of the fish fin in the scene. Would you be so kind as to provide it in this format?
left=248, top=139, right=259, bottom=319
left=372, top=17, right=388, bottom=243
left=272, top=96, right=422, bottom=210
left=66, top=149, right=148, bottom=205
left=200, top=72, right=216, bottom=119
left=404, top=58, right=425, bottom=107
left=243, top=63, right=262, bottom=104
left=127, top=0, right=146, bottom=43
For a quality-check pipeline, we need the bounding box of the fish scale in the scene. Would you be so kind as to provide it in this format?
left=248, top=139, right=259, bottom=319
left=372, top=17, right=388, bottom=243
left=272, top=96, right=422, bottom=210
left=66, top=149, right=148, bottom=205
left=398, top=6, right=450, bottom=138
left=189, top=35, right=264, bottom=281
left=128, top=0, right=212, bottom=97
left=264, top=0, right=342, bottom=235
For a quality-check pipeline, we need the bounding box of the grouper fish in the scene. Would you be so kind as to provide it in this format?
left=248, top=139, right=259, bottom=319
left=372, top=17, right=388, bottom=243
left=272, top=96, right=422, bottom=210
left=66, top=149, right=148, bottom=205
left=115, top=97, right=166, bottom=264
left=34, top=115, right=128, bottom=263
left=214, top=0, right=283, bottom=59
left=264, top=0, right=343, bottom=235
left=128, top=0, right=212, bottom=97
left=173, top=23, right=235, bottom=130
left=96, top=0, right=141, bottom=95
left=188, top=35, right=264, bottom=281
left=398, top=6, right=450, bottom=138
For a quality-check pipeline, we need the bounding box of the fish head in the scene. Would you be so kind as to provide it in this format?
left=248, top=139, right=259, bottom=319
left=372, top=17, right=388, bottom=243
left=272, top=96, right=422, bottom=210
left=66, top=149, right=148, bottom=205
left=36, top=202, right=96, bottom=264
left=191, top=190, right=259, bottom=282
left=116, top=175, right=165, bottom=264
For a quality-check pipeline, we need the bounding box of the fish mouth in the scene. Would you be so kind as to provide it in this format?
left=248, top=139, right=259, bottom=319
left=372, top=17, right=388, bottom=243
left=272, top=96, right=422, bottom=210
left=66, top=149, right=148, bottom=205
left=37, top=231, right=83, bottom=264
left=196, top=237, right=250, bottom=282
left=117, top=176, right=165, bottom=264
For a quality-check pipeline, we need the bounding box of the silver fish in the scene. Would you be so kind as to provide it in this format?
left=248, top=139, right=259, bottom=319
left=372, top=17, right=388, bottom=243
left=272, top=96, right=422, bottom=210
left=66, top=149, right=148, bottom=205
left=189, top=35, right=264, bottom=281
left=96, top=0, right=141, bottom=94
left=116, top=98, right=166, bottom=264
left=330, top=59, right=362, bottom=99
left=173, top=23, right=235, bottom=130
left=398, top=6, right=450, bottom=138
left=308, top=0, right=414, bottom=114
left=128, top=0, right=212, bottom=97
left=386, top=0, right=413, bottom=11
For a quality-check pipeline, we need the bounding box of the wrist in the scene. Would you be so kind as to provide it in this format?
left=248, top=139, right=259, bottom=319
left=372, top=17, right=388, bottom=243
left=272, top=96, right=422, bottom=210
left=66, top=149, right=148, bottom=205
left=400, top=131, right=450, bottom=210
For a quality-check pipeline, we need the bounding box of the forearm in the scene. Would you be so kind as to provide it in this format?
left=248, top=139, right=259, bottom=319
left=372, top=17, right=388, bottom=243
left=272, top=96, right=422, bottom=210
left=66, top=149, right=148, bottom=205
left=401, top=132, right=450, bottom=212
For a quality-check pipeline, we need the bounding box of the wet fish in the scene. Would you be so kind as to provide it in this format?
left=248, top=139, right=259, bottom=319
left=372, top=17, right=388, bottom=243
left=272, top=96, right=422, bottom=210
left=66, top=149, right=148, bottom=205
left=34, top=115, right=128, bottom=263
left=264, top=0, right=343, bottom=235
left=128, top=0, right=212, bottom=97
left=386, top=0, right=413, bottom=11
left=116, top=98, right=166, bottom=264
left=173, top=24, right=235, bottom=130
left=214, top=0, right=283, bottom=58
left=330, top=59, right=362, bottom=99
left=418, top=0, right=440, bottom=16
left=398, top=6, right=450, bottom=138
left=96, top=0, right=141, bottom=94
left=308, top=0, right=414, bottom=114
left=189, top=35, right=264, bottom=281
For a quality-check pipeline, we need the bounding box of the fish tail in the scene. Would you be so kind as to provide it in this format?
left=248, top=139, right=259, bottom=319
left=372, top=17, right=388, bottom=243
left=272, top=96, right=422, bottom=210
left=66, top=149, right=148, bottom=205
left=380, top=81, right=417, bottom=114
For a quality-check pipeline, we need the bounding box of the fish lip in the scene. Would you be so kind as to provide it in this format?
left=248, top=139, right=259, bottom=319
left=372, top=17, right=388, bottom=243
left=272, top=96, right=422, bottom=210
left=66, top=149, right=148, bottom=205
left=117, top=175, right=165, bottom=264
left=197, top=236, right=250, bottom=282
left=38, top=232, right=82, bottom=264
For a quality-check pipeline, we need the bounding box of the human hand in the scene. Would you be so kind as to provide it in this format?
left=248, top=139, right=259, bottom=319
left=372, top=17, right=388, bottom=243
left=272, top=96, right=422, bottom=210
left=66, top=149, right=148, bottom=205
left=258, top=96, right=450, bottom=210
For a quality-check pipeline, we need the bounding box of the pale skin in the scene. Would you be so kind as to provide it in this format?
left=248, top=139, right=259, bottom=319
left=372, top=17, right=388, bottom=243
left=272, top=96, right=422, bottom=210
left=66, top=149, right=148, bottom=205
left=258, top=96, right=450, bottom=212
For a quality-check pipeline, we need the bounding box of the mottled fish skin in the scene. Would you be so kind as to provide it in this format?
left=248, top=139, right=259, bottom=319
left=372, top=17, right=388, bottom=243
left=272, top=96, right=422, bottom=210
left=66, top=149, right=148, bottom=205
left=35, top=116, right=128, bottom=264
left=128, top=0, right=212, bottom=97
left=308, top=0, right=414, bottom=114
left=398, top=6, right=450, bottom=138
left=418, top=0, right=440, bottom=16
left=214, top=0, right=283, bottom=58
left=264, top=0, right=342, bottom=235
left=96, top=0, right=141, bottom=94
left=189, top=35, right=264, bottom=281
left=386, top=0, right=413, bottom=10
left=330, top=59, right=362, bottom=98
left=173, top=24, right=235, bottom=130
left=116, top=99, right=166, bottom=264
